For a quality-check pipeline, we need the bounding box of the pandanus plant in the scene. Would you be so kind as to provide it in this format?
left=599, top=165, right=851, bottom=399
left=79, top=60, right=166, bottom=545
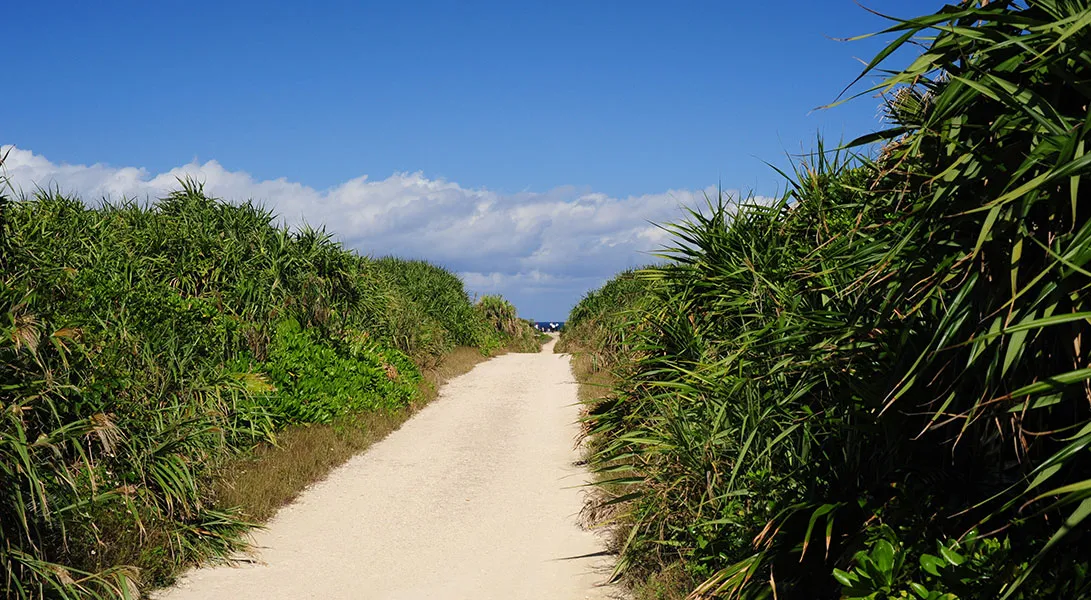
left=578, top=1, right=1091, bottom=598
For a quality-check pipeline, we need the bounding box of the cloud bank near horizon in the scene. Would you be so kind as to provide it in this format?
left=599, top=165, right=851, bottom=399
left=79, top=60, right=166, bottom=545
left=1, top=145, right=757, bottom=319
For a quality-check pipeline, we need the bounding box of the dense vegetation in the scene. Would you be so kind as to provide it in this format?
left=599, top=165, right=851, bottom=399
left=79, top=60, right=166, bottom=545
left=0, top=181, right=538, bottom=598
left=555, top=270, right=657, bottom=371
left=562, top=2, right=1091, bottom=598
left=475, top=294, right=543, bottom=354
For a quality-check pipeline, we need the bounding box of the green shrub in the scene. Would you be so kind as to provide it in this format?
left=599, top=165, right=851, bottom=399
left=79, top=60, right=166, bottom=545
left=555, top=269, right=658, bottom=370
left=579, top=2, right=1091, bottom=598
left=0, top=181, right=503, bottom=598
left=476, top=294, right=541, bottom=353
left=372, top=257, right=500, bottom=351
left=261, top=319, right=420, bottom=424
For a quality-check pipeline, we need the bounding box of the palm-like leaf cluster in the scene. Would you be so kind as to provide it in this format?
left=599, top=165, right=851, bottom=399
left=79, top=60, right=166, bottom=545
left=567, top=1, right=1091, bottom=598
left=475, top=295, right=542, bottom=353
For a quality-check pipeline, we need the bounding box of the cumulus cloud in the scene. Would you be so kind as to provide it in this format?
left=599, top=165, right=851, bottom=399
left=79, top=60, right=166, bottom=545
left=1, top=145, right=759, bottom=318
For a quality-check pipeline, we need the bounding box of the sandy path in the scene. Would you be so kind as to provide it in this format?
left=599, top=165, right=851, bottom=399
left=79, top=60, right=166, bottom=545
left=158, top=337, right=618, bottom=600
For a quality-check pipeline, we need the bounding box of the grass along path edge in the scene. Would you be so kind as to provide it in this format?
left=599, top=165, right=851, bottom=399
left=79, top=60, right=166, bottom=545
left=212, top=346, right=499, bottom=524
left=120, top=346, right=504, bottom=590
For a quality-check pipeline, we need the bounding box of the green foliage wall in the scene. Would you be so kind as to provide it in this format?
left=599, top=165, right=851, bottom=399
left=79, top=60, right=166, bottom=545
left=574, top=2, right=1091, bottom=598
left=0, top=183, right=503, bottom=598
left=373, top=257, right=500, bottom=353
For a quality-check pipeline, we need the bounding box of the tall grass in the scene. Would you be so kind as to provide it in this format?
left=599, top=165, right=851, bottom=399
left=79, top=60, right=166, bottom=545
left=569, top=1, right=1091, bottom=598
left=0, top=180, right=521, bottom=598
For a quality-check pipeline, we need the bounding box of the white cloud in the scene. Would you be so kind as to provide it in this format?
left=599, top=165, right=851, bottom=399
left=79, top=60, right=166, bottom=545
left=1, top=145, right=762, bottom=319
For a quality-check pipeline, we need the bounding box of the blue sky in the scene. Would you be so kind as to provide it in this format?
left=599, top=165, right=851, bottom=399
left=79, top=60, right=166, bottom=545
left=2, top=1, right=942, bottom=320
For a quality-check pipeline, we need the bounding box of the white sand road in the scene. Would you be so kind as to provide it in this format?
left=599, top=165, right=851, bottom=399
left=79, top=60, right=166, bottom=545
left=157, top=337, right=621, bottom=600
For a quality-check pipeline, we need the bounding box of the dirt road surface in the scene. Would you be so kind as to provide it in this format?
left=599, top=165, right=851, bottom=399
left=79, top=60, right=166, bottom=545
left=158, top=337, right=619, bottom=600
